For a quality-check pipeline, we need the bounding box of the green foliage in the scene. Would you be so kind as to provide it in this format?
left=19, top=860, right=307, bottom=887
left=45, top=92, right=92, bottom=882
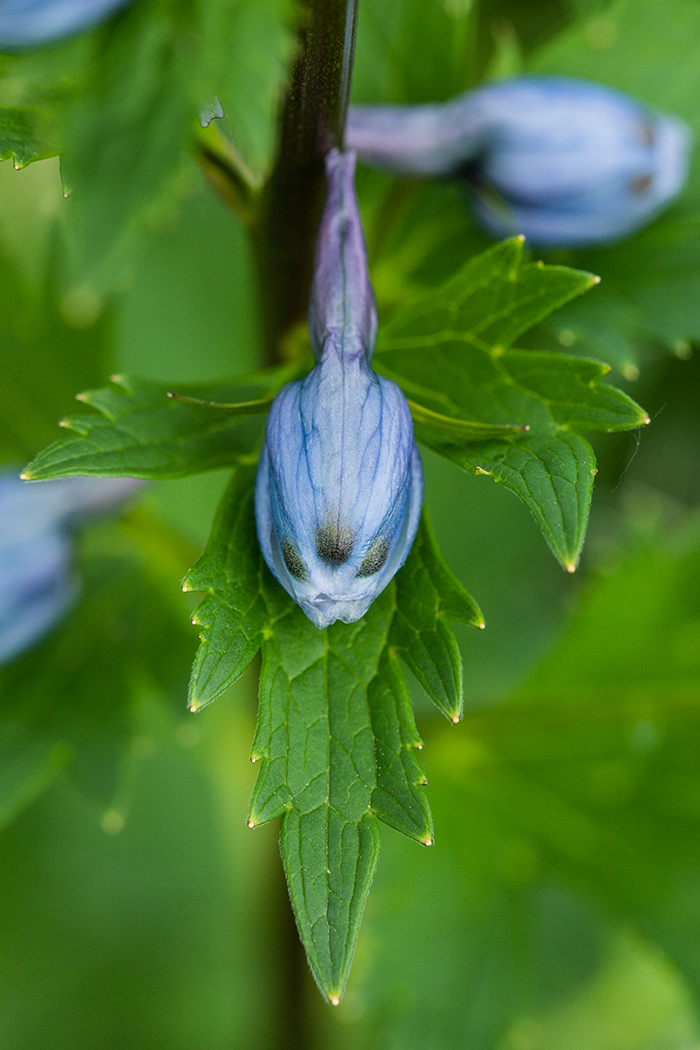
left=376, top=238, right=648, bottom=568
left=0, top=107, right=55, bottom=167
left=0, top=247, right=112, bottom=464
left=0, top=542, right=194, bottom=830
left=333, top=507, right=700, bottom=1048
left=183, top=467, right=482, bottom=998
left=22, top=372, right=290, bottom=480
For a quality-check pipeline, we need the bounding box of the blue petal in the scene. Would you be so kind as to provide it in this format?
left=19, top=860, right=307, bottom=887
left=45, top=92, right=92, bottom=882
left=0, top=473, right=144, bottom=664
left=255, top=150, right=423, bottom=629
left=0, top=0, right=133, bottom=48
left=347, top=76, right=692, bottom=247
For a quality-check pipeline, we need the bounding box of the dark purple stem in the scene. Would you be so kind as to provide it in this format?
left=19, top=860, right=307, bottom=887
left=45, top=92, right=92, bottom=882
left=255, top=0, right=360, bottom=363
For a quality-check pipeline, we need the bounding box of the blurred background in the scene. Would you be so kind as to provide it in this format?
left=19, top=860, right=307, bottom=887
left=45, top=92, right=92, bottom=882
left=3, top=0, right=700, bottom=1047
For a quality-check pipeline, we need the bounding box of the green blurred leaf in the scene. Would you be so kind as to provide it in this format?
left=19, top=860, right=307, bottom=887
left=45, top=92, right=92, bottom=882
left=0, top=107, right=55, bottom=168
left=21, top=372, right=291, bottom=481
left=60, top=0, right=197, bottom=284
left=0, top=548, right=194, bottom=828
left=198, top=0, right=293, bottom=181
left=376, top=238, right=647, bottom=568
left=0, top=247, right=112, bottom=464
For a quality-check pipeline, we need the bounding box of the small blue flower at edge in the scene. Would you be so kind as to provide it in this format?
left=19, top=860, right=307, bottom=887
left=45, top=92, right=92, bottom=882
left=346, top=76, right=692, bottom=247
left=0, top=0, right=134, bottom=48
left=0, top=473, right=143, bottom=665
left=255, top=149, right=423, bottom=630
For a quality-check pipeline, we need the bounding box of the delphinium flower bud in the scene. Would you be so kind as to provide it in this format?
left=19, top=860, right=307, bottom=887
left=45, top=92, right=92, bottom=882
left=255, top=149, right=423, bottom=629
left=0, top=0, right=133, bottom=48
left=346, top=76, right=691, bottom=246
left=0, top=473, right=143, bottom=664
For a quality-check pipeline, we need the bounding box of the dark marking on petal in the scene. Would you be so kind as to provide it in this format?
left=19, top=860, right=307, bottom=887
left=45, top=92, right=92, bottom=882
left=316, top=522, right=355, bottom=567
left=356, top=536, right=390, bottom=578
left=281, top=540, right=308, bottom=580
left=639, top=121, right=655, bottom=148
left=629, top=172, right=653, bottom=195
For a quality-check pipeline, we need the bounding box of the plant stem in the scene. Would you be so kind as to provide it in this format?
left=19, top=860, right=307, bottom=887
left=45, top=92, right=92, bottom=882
left=255, top=0, right=360, bottom=363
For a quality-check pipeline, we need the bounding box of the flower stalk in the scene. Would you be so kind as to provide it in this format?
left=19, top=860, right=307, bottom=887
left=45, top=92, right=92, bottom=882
left=254, top=0, right=360, bottom=363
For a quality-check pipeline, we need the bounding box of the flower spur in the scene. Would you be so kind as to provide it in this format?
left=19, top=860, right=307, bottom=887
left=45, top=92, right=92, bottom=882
left=255, top=149, right=423, bottom=629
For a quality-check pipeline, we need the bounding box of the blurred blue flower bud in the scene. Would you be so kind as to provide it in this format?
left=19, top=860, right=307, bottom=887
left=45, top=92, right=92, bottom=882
left=255, top=149, right=423, bottom=629
left=347, top=76, right=691, bottom=247
left=0, top=0, right=133, bottom=48
left=0, top=473, right=143, bottom=665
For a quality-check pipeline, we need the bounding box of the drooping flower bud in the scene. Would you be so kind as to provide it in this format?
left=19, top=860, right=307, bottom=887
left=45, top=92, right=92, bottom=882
left=347, top=76, right=691, bottom=246
left=255, top=149, right=423, bottom=629
left=0, top=473, right=143, bottom=664
left=0, top=0, right=133, bottom=48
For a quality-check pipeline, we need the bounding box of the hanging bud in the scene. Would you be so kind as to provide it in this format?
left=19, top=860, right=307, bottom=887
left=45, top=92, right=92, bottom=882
left=255, top=149, right=423, bottom=629
left=0, top=0, right=133, bottom=48
left=347, top=76, right=691, bottom=246
left=0, top=473, right=144, bottom=664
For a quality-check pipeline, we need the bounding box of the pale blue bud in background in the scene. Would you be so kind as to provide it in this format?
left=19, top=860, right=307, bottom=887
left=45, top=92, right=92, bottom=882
left=0, top=0, right=133, bottom=48
left=255, top=149, right=423, bottom=629
left=0, top=473, right=143, bottom=664
left=347, top=76, right=691, bottom=247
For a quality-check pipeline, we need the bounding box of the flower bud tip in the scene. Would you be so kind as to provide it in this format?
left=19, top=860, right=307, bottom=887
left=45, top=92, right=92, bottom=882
left=565, top=561, right=577, bottom=574
left=451, top=713, right=461, bottom=723
left=329, top=995, right=341, bottom=1007
left=421, top=836, right=434, bottom=846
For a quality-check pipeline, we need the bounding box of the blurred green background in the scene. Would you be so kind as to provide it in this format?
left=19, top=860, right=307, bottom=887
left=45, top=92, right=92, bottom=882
left=3, top=0, right=700, bottom=1047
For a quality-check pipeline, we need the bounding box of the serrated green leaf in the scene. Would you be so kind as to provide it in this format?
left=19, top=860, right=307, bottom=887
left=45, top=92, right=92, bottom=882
left=368, top=648, right=433, bottom=843
left=391, top=511, right=484, bottom=720
left=184, top=469, right=269, bottom=712
left=249, top=589, right=393, bottom=1001
left=377, top=238, right=597, bottom=354
left=185, top=471, right=487, bottom=998
left=281, top=808, right=381, bottom=1005
left=376, top=239, right=648, bottom=568
left=21, top=372, right=288, bottom=481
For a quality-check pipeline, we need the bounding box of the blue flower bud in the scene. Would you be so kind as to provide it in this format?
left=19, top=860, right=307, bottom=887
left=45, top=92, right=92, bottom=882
left=255, top=149, right=423, bottom=629
left=347, top=76, right=691, bottom=246
left=0, top=0, right=133, bottom=48
left=0, top=473, right=143, bottom=664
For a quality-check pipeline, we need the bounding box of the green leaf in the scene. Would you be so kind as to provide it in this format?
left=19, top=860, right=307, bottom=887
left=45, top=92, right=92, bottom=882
left=185, top=471, right=488, bottom=998
left=0, top=549, right=194, bottom=828
left=184, top=468, right=269, bottom=712
left=408, top=398, right=528, bottom=441
left=0, top=248, right=113, bottom=465
left=199, top=0, right=293, bottom=182
left=0, top=107, right=55, bottom=168
left=21, top=372, right=288, bottom=481
left=376, top=239, right=648, bottom=568
left=391, top=511, right=484, bottom=720
left=368, top=647, right=433, bottom=843
left=248, top=584, right=392, bottom=1001
left=60, top=0, right=196, bottom=284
